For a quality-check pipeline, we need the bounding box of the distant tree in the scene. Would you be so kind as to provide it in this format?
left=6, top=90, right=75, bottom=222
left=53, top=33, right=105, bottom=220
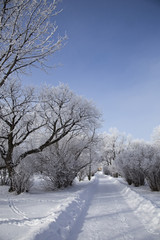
left=141, top=144, right=160, bottom=191
left=85, top=147, right=101, bottom=181
left=151, top=125, right=160, bottom=146
left=100, top=128, right=129, bottom=176
left=116, top=140, right=147, bottom=187
left=0, top=0, right=64, bottom=87
left=116, top=139, right=160, bottom=191
left=101, top=128, right=126, bottom=165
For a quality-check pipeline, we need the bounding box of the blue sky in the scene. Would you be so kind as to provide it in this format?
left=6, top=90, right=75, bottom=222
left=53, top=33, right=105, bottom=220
left=22, top=0, right=160, bottom=141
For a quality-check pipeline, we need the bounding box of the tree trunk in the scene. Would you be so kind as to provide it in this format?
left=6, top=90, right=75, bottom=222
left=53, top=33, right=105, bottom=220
left=8, top=166, right=16, bottom=192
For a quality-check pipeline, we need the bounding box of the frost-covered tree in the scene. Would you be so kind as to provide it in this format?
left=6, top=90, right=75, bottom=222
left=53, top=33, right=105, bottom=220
left=18, top=84, right=101, bottom=161
left=75, top=133, right=101, bottom=181
left=0, top=79, right=43, bottom=192
left=141, top=144, right=160, bottom=191
left=116, top=140, right=146, bottom=186
left=0, top=168, right=9, bottom=185
left=115, top=136, right=160, bottom=191
left=151, top=125, right=160, bottom=146
left=82, top=147, right=101, bottom=181
left=0, top=81, right=101, bottom=193
left=0, top=0, right=64, bottom=87
left=36, top=129, right=100, bottom=189
left=100, top=128, right=129, bottom=176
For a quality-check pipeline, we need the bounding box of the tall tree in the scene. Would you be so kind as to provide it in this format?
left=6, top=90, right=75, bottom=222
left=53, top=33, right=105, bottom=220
left=0, top=79, right=42, bottom=191
left=0, top=0, right=64, bottom=87
left=0, top=81, right=101, bottom=193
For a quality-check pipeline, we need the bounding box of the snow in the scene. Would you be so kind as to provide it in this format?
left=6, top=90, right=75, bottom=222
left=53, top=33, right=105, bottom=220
left=0, top=173, right=160, bottom=240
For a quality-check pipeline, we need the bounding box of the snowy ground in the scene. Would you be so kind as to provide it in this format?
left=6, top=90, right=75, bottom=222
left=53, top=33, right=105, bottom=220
left=0, top=173, right=160, bottom=240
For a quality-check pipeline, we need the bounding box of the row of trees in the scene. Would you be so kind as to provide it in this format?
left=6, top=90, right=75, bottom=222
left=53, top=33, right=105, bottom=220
left=101, top=128, right=160, bottom=191
left=0, top=79, right=101, bottom=193
left=116, top=141, right=160, bottom=191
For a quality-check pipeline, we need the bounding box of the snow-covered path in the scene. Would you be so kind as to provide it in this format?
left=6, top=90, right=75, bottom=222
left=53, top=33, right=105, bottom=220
left=0, top=173, right=159, bottom=240
left=69, top=175, right=159, bottom=240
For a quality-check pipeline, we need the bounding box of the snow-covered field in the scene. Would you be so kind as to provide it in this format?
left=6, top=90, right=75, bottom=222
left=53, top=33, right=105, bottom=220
left=0, top=173, right=160, bottom=240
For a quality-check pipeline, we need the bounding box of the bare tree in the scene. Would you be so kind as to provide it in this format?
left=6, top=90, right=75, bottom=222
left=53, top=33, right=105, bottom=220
left=0, top=0, right=64, bottom=87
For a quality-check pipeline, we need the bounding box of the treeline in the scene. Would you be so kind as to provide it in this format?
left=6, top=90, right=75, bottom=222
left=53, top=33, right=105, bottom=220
left=100, top=128, right=160, bottom=191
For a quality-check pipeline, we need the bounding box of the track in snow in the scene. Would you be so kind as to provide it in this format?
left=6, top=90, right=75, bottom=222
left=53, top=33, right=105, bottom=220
left=8, top=198, right=28, bottom=219
left=68, top=175, right=159, bottom=240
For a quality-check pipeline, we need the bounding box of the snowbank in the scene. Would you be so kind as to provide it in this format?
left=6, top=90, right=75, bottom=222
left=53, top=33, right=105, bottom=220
left=121, top=182, right=160, bottom=235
